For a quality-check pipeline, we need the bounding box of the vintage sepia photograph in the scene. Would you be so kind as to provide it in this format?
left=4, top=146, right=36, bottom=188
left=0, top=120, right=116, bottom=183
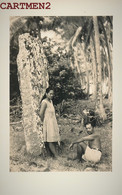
left=10, top=16, right=113, bottom=172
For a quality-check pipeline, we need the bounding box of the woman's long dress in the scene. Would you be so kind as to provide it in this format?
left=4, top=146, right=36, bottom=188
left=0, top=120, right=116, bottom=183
left=42, top=99, right=60, bottom=142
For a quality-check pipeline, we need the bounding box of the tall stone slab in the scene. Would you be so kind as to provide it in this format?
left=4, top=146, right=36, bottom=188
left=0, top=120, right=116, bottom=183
left=17, top=33, right=49, bottom=155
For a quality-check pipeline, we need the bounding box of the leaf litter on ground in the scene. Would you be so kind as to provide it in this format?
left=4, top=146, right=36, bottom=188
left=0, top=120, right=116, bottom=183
left=10, top=99, right=112, bottom=172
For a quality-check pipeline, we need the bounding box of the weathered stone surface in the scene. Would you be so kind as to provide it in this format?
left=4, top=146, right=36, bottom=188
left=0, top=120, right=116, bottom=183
left=17, top=33, right=49, bottom=155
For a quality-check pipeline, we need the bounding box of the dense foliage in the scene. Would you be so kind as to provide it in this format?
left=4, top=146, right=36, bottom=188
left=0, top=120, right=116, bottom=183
left=42, top=38, right=85, bottom=104
left=10, top=16, right=112, bottom=110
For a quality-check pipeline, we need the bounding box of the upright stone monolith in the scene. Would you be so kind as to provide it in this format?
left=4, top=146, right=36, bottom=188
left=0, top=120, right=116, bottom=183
left=17, top=33, right=49, bottom=156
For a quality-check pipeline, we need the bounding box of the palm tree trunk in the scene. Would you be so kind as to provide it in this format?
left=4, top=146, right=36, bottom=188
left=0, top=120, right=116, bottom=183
left=80, top=43, right=90, bottom=99
left=71, top=27, right=83, bottom=89
left=99, top=18, right=112, bottom=104
left=73, top=48, right=83, bottom=88
left=90, top=35, right=97, bottom=100
left=84, top=51, right=90, bottom=99
left=93, top=16, right=106, bottom=120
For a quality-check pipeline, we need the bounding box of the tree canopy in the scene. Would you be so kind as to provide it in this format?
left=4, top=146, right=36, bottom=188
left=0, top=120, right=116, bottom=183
left=10, top=16, right=113, bottom=112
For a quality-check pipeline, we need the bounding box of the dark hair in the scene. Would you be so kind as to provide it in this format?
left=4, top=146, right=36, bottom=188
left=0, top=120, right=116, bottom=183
left=41, top=87, right=54, bottom=102
left=46, top=87, right=54, bottom=94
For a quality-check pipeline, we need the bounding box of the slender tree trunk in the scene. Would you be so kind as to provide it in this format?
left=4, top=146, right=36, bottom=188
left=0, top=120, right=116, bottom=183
left=99, top=18, right=112, bottom=104
left=70, top=27, right=83, bottom=90
left=101, top=43, right=110, bottom=99
left=84, top=51, right=90, bottom=99
left=81, top=43, right=90, bottom=99
left=71, top=27, right=82, bottom=47
left=90, top=35, right=97, bottom=100
left=17, top=33, right=49, bottom=156
left=73, top=48, right=83, bottom=88
left=69, top=26, right=91, bottom=98
left=93, top=17, right=106, bottom=120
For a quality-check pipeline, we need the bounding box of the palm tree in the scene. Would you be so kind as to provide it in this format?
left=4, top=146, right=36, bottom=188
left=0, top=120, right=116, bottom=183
left=93, top=16, right=106, bottom=120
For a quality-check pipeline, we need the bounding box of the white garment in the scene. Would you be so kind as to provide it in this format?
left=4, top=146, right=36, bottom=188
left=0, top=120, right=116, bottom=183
left=82, top=146, right=102, bottom=163
left=42, top=99, right=60, bottom=142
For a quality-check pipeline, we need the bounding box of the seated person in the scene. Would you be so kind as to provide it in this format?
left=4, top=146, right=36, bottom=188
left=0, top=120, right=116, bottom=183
left=82, top=107, right=96, bottom=127
left=69, top=122, right=102, bottom=163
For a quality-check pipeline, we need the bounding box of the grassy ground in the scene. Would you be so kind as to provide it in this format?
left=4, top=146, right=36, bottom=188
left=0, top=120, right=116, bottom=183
left=10, top=99, right=112, bottom=172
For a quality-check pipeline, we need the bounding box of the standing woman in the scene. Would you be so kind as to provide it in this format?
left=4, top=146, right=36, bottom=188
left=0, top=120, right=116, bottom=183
left=40, top=87, right=60, bottom=158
